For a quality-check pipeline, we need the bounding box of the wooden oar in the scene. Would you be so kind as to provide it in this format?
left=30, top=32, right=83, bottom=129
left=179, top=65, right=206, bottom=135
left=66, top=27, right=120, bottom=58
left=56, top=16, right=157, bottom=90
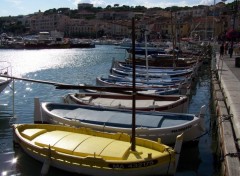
left=1, top=74, right=173, bottom=97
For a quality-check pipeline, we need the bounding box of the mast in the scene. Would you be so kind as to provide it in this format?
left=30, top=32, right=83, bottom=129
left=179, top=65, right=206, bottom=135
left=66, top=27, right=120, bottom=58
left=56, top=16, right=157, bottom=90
left=171, top=10, right=176, bottom=67
left=131, top=17, right=136, bottom=151
left=144, top=29, right=149, bottom=81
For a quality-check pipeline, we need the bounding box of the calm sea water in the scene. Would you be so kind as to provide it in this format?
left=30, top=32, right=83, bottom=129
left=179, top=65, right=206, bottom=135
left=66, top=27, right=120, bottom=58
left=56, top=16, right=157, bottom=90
left=0, top=45, right=219, bottom=176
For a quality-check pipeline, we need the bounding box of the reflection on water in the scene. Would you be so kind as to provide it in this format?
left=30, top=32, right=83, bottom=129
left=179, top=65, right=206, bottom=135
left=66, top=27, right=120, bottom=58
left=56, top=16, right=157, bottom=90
left=0, top=46, right=219, bottom=176
left=0, top=152, right=18, bottom=176
left=0, top=47, right=127, bottom=77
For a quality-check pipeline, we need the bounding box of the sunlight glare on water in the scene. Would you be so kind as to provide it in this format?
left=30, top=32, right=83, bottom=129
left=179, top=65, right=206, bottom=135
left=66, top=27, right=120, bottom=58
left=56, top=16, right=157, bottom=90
left=1, top=49, right=85, bottom=76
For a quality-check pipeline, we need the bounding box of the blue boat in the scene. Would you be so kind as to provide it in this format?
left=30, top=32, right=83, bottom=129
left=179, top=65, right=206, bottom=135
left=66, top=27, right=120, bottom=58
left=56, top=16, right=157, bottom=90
left=110, top=66, right=194, bottom=78
left=96, top=76, right=191, bottom=93
left=108, top=74, right=190, bottom=85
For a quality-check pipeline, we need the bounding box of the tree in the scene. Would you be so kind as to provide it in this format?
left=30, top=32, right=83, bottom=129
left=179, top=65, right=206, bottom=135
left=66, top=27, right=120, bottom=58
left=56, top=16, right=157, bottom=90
left=134, top=6, right=147, bottom=12
left=106, top=5, right=112, bottom=9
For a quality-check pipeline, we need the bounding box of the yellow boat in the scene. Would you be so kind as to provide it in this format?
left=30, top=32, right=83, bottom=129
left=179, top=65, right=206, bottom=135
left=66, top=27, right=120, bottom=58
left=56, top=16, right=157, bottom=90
left=13, top=124, right=183, bottom=176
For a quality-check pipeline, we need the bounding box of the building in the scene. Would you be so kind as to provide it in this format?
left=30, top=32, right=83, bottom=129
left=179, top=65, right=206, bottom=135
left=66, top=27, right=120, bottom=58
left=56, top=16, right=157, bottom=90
left=29, top=12, right=70, bottom=33
left=67, top=19, right=96, bottom=37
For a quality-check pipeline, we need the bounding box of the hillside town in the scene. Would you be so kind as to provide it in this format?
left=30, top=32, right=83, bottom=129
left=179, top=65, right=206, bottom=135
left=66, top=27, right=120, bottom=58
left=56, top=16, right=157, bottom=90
left=0, top=1, right=239, bottom=46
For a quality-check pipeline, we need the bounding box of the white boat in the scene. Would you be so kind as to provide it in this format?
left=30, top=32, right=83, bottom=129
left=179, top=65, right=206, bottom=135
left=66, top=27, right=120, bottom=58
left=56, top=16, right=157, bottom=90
left=0, top=61, right=12, bottom=93
left=96, top=76, right=191, bottom=93
left=13, top=123, right=183, bottom=176
left=108, top=74, right=192, bottom=86
left=63, top=92, right=189, bottom=113
left=81, top=84, right=182, bottom=95
left=110, top=67, right=194, bottom=78
left=111, top=59, right=197, bottom=73
left=34, top=98, right=206, bottom=144
left=118, top=38, right=156, bottom=48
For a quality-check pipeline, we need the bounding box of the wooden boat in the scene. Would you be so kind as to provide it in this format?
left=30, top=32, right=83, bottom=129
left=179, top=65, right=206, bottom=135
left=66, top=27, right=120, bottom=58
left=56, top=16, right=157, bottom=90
left=111, top=59, right=200, bottom=76
left=112, top=59, right=196, bottom=72
left=34, top=99, right=206, bottom=144
left=96, top=76, right=191, bottom=92
left=110, top=67, right=194, bottom=78
left=108, top=74, right=192, bottom=86
left=63, top=92, right=189, bottom=113
left=13, top=123, right=183, bottom=176
left=82, top=87, right=182, bottom=95
left=78, top=83, right=183, bottom=95
left=126, top=47, right=166, bottom=55
left=125, top=54, right=201, bottom=67
left=80, top=81, right=183, bottom=95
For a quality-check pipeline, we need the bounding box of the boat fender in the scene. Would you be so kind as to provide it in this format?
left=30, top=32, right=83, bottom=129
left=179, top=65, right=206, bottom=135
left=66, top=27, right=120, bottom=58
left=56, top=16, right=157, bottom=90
left=41, top=158, right=51, bottom=176
left=199, top=105, right=206, bottom=118
left=198, top=105, right=206, bottom=132
left=186, top=88, right=191, bottom=96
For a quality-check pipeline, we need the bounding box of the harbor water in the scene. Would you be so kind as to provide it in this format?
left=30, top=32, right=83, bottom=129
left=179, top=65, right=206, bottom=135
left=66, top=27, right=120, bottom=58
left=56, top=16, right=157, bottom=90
left=0, top=45, right=220, bottom=176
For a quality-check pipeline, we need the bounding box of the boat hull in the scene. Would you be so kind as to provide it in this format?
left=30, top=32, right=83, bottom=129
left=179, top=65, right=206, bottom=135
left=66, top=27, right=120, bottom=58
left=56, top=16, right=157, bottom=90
left=96, top=76, right=190, bottom=90
left=13, top=124, right=182, bottom=176
left=34, top=100, right=206, bottom=145
left=110, top=67, right=194, bottom=78
left=63, top=93, right=189, bottom=113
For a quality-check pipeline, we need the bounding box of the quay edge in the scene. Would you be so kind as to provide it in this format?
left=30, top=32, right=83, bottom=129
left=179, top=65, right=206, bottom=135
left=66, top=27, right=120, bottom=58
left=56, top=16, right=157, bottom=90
left=211, top=50, right=240, bottom=176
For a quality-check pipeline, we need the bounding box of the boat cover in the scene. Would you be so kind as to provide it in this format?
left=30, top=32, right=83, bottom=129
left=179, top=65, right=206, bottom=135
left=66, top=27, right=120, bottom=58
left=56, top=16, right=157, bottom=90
left=49, top=104, right=194, bottom=129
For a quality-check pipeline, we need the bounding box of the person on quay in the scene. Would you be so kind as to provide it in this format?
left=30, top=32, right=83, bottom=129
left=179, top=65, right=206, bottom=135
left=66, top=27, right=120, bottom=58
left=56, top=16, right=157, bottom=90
left=224, top=42, right=229, bottom=55
left=220, top=43, right=224, bottom=59
left=229, top=47, right=233, bottom=58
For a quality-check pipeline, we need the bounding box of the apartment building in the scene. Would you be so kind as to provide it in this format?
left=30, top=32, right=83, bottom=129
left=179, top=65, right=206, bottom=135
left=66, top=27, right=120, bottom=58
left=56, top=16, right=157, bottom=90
left=107, top=20, right=131, bottom=38
left=67, top=19, right=96, bottom=37
left=96, top=11, right=135, bottom=20
left=29, top=12, right=70, bottom=33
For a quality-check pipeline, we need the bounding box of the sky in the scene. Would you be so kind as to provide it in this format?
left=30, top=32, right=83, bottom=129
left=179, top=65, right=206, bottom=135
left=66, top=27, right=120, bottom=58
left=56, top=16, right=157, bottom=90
left=1, top=0, right=234, bottom=17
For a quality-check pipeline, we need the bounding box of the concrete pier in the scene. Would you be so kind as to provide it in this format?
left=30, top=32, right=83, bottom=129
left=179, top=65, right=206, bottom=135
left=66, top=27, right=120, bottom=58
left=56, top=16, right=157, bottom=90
left=212, top=51, right=240, bottom=176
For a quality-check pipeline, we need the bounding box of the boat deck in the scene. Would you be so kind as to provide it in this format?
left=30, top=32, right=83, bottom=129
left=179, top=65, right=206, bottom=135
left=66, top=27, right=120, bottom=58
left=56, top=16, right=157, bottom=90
left=20, top=127, right=169, bottom=161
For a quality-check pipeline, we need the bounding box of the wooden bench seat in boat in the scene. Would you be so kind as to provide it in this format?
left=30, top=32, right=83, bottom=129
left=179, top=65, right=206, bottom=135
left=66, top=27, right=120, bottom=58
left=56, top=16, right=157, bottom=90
left=21, top=129, right=47, bottom=140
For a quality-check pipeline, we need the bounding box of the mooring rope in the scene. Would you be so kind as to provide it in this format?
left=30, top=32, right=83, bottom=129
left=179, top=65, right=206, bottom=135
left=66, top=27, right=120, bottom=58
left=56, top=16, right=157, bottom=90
left=192, top=114, right=233, bottom=141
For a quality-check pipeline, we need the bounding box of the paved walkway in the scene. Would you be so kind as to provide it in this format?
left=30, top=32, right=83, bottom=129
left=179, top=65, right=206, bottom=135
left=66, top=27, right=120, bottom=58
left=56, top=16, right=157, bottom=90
left=214, top=51, right=240, bottom=144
